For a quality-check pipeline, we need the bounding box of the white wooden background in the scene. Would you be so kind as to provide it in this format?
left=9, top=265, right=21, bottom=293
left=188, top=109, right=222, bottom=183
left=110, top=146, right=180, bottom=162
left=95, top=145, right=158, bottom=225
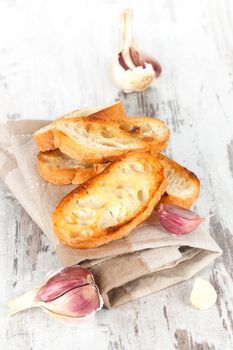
left=0, top=0, right=233, bottom=349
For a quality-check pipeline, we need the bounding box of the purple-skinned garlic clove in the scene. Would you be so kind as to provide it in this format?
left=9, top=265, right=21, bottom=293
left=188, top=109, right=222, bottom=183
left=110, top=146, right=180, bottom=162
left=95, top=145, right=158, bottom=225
left=141, top=53, right=162, bottom=77
left=36, top=265, right=94, bottom=302
left=42, top=284, right=101, bottom=318
left=8, top=265, right=103, bottom=325
left=157, top=204, right=204, bottom=236
left=129, top=47, right=146, bottom=68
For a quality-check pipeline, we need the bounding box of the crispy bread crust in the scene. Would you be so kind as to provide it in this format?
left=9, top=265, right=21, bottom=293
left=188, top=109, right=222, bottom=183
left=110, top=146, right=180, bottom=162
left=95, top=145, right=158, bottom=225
left=37, top=150, right=107, bottom=185
left=37, top=150, right=199, bottom=209
left=72, top=163, right=107, bottom=185
left=37, top=151, right=77, bottom=185
left=34, top=101, right=126, bottom=152
left=54, top=116, right=169, bottom=163
left=35, top=129, right=57, bottom=152
left=52, top=152, right=166, bottom=248
left=158, top=154, right=200, bottom=208
left=124, top=116, right=170, bottom=150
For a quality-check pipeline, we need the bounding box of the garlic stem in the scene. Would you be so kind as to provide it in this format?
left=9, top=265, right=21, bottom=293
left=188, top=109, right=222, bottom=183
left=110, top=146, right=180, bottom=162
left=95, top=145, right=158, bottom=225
left=8, top=289, right=38, bottom=316
left=119, top=9, right=135, bottom=69
left=119, top=10, right=133, bottom=53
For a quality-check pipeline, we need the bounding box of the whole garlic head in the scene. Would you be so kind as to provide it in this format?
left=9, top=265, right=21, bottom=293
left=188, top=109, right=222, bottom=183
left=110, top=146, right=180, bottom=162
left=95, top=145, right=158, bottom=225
left=110, top=9, right=161, bottom=93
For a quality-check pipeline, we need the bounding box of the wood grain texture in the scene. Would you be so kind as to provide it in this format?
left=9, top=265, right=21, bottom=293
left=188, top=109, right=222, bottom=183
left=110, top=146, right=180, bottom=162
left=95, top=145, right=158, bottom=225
left=0, top=0, right=233, bottom=349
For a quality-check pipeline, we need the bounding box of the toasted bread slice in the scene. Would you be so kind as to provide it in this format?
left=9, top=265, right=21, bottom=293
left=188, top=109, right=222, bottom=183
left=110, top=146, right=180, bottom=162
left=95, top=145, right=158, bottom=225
left=158, top=154, right=200, bottom=208
left=37, top=150, right=199, bottom=208
left=37, top=150, right=107, bottom=185
left=52, top=152, right=166, bottom=249
left=34, top=101, right=126, bottom=152
left=54, top=116, right=169, bottom=163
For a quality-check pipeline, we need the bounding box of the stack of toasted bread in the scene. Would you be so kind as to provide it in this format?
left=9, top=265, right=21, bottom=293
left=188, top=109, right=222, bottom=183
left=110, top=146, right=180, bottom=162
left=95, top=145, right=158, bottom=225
left=34, top=102, right=200, bottom=249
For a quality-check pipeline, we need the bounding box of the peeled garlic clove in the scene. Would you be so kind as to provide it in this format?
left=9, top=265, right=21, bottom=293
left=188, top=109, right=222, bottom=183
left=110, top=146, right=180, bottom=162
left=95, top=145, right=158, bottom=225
left=36, top=265, right=94, bottom=302
left=8, top=265, right=103, bottom=324
left=190, top=277, right=217, bottom=310
left=157, top=204, right=204, bottom=235
left=41, top=284, right=101, bottom=318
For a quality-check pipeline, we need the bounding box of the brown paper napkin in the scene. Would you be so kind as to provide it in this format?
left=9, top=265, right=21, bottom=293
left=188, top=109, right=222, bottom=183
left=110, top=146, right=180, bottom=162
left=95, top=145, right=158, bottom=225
left=0, top=120, right=222, bottom=308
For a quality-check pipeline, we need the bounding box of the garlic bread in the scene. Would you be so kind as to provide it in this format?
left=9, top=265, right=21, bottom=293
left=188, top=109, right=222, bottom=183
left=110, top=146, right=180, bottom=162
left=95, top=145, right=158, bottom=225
left=52, top=152, right=166, bottom=248
left=34, top=101, right=126, bottom=152
left=158, top=154, right=200, bottom=208
left=37, top=150, right=107, bottom=185
left=54, top=116, right=169, bottom=163
left=37, top=150, right=199, bottom=208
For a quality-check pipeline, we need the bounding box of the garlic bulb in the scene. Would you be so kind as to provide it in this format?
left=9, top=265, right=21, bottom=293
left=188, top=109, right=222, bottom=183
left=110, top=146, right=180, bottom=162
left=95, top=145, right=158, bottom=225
left=157, top=204, right=204, bottom=236
left=190, top=277, right=217, bottom=310
left=110, top=9, right=162, bottom=93
left=8, top=265, right=103, bottom=325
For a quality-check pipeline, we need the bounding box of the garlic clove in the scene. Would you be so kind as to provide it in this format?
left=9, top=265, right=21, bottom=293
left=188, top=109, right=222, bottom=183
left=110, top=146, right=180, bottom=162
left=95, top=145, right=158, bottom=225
left=129, top=47, right=162, bottom=76
left=141, top=53, right=162, bottom=77
left=8, top=265, right=103, bottom=324
left=41, top=284, right=102, bottom=318
left=42, top=308, right=97, bottom=326
left=157, top=204, right=204, bottom=235
left=129, top=47, right=145, bottom=68
left=118, top=53, right=130, bottom=70
left=36, top=265, right=94, bottom=302
left=190, top=277, right=217, bottom=310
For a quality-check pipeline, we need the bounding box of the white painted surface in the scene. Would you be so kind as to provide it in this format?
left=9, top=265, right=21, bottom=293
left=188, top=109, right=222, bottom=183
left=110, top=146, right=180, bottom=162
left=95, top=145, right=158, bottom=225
left=0, top=0, right=233, bottom=349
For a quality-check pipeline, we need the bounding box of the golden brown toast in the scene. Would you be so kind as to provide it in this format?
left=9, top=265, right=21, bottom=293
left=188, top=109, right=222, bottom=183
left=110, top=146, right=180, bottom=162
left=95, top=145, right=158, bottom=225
left=37, top=150, right=107, bottom=185
left=38, top=151, right=199, bottom=208
left=158, top=154, right=200, bottom=208
left=52, top=152, right=166, bottom=249
left=34, top=101, right=127, bottom=152
left=53, top=116, right=169, bottom=163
